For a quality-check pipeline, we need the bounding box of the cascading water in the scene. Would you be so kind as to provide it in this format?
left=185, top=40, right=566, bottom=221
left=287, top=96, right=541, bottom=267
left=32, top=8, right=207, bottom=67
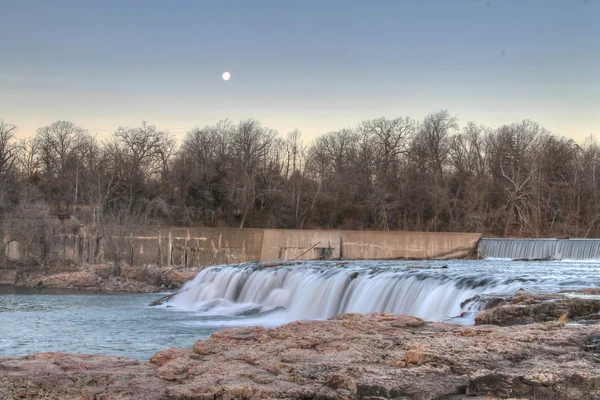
left=3, top=259, right=598, bottom=359
left=479, top=238, right=600, bottom=261
left=166, top=260, right=583, bottom=324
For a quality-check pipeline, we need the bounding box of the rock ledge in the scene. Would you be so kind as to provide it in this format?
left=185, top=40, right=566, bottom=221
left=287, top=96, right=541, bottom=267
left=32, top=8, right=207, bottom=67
left=2, top=313, right=600, bottom=399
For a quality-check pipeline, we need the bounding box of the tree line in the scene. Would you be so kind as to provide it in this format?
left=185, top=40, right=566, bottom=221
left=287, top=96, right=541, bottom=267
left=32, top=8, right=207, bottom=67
left=1, top=111, right=599, bottom=237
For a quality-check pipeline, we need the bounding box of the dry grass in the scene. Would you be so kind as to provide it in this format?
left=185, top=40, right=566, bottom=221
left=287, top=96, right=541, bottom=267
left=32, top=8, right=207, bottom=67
left=557, top=312, right=569, bottom=323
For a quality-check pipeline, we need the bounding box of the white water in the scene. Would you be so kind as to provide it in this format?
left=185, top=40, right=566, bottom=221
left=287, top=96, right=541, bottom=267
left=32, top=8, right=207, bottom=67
left=167, top=260, right=600, bottom=324
left=3, top=260, right=598, bottom=360
left=479, top=238, right=600, bottom=261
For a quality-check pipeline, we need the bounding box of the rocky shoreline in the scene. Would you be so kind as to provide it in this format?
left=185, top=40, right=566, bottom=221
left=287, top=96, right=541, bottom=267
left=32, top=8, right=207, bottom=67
left=2, top=277, right=600, bottom=399
left=474, top=290, right=600, bottom=326
left=1, top=312, right=600, bottom=399
left=0, top=263, right=199, bottom=293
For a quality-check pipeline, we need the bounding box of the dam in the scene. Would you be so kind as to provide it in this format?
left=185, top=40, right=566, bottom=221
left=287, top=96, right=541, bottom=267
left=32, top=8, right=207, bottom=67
left=478, top=238, right=600, bottom=261
left=4, top=221, right=600, bottom=268
left=1, top=225, right=482, bottom=268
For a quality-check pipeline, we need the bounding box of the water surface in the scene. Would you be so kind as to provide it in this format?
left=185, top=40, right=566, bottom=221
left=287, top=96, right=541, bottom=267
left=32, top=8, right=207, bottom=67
left=0, top=286, right=224, bottom=360
left=1, top=259, right=599, bottom=360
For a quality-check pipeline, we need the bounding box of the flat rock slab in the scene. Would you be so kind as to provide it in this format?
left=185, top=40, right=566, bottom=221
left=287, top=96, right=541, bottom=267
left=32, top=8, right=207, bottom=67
left=14, top=264, right=199, bottom=293
left=2, top=313, right=600, bottom=399
left=0, top=352, right=171, bottom=399
left=475, top=292, right=600, bottom=326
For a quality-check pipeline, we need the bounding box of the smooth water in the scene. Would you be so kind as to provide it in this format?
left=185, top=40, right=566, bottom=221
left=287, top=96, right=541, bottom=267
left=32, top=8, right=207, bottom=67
left=1, top=259, right=600, bottom=360
left=0, top=287, right=226, bottom=360
left=479, top=238, right=600, bottom=260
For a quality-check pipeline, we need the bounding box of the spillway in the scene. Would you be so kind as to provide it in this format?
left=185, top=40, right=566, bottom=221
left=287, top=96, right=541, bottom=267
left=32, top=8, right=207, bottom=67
left=166, top=260, right=598, bottom=324
left=478, top=238, right=600, bottom=261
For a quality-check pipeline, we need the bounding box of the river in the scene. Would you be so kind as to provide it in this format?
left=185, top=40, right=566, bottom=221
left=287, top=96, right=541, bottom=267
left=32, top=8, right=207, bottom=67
left=1, top=259, right=599, bottom=360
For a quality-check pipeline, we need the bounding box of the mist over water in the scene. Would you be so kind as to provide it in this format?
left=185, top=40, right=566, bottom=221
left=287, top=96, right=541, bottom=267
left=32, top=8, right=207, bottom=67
left=167, top=259, right=600, bottom=325
left=2, top=259, right=599, bottom=360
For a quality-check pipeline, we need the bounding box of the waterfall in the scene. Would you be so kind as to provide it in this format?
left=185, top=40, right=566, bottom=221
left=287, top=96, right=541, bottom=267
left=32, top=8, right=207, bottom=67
left=478, top=238, right=600, bottom=261
left=168, top=262, right=520, bottom=323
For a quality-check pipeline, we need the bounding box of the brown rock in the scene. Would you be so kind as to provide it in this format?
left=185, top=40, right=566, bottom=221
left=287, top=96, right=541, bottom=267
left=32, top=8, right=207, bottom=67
left=0, top=352, right=171, bottom=399
left=2, top=314, right=600, bottom=399
left=167, top=270, right=197, bottom=286
left=149, top=347, right=191, bottom=367
left=12, top=264, right=198, bottom=293
left=475, top=292, right=600, bottom=326
left=40, top=271, right=99, bottom=289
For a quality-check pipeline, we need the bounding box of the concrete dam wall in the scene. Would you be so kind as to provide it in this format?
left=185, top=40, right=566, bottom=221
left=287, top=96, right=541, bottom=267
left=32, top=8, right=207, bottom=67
left=39, top=226, right=481, bottom=267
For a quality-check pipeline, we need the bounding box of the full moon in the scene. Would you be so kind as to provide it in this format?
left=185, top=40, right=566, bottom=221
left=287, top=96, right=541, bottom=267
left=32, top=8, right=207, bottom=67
left=222, top=71, right=231, bottom=81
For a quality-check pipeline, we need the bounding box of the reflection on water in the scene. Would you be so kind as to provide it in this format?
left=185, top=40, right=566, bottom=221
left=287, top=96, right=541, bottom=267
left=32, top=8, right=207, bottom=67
left=1, top=259, right=599, bottom=360
left=0, top=286, right=225, bottom=360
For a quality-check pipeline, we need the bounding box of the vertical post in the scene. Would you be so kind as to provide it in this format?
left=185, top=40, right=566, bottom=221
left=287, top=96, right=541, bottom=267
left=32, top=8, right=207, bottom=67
left=74, top=163, right=78, bottom=214
left=158, top=230, right=162, bottom=267
left=129, top=232, right=134, bottom=266
left=168, top=230, right=172, bottom=267
left=185, top=229, right=190, bottom=267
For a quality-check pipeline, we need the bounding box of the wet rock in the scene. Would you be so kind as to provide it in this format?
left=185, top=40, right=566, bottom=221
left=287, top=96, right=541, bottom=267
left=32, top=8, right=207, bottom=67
left=583, top=331, right=600, bottom=355
left=406, top=265, right=448, bottom=269
left=2, top=313, right=600, bottom=399
left=460, top=294, right=510, bottom=311
left=13, top=264, right=199, bottom=293
left=255, top=261, right=301, bottom=270
left=475, top=292, right=600, bottom=326
left=564, top=288, right=600, bottom=295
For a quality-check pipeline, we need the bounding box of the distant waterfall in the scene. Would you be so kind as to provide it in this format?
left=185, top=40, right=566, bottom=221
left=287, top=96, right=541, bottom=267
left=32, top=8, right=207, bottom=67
left=479, top=238, right=600, bottom=261
left=168, top=262, right=522, bottom=323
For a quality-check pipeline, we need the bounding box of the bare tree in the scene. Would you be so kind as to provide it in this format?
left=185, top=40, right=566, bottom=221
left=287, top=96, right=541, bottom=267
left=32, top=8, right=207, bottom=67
left=34, top=121, right=95, bottom=210
left=0, top=120, right=19, bottom=176
left=1, top=114, right=595, bottom=237
left=0, top=120, right=21, bottom=213
left=106, top=122, right=175, bottom=220
left=486, top=120, right=544, bottom=235
left=360, top=117, right=416, bottom=230
left=174, top=121, right=232, bottom=225
left=229, top=119, right=276, bottom=228
left=307, top=129, right=360, bottom=228
left=361, top=117, right=415, bottom=180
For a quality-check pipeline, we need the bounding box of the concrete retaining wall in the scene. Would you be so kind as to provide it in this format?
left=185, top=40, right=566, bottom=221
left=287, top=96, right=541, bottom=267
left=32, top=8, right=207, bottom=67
left=340, top=231, right=481, bottom=260
left=261, top=229, right=341, bottom=261
left=1, top=225, right=481, bottom=267
left=72, top=226, right=264, bottom=267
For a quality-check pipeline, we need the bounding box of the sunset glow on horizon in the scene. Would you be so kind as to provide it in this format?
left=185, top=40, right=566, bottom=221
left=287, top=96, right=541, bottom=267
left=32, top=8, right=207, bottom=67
left=0, top=0, right=598, bottom=142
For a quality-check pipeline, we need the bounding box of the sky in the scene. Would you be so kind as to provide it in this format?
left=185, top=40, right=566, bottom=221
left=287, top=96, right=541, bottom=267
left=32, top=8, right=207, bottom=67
left=0, top=0, right=598, bottom=143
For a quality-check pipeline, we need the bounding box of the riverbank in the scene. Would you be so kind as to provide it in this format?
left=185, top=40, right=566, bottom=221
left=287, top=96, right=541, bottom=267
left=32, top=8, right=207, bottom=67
left=2, top=312, right=599, bottom=399
left=0, top=263, right=198, bottom=292
left=3, top=260, right=600, bottom=398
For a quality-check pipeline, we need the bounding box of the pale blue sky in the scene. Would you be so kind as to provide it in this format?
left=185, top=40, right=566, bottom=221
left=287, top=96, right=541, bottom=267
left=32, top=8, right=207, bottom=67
left=0, top=0, right=598, bottom=141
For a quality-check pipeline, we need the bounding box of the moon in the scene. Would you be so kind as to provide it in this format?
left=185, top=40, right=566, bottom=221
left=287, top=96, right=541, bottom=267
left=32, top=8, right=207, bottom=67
left=222, top=71, right=231, bottom=81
